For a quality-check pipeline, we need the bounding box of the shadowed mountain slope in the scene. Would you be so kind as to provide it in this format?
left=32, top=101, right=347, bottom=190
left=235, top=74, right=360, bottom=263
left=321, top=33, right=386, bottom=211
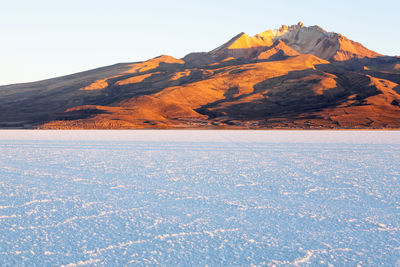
left=1, top=23, right=399, bottom=129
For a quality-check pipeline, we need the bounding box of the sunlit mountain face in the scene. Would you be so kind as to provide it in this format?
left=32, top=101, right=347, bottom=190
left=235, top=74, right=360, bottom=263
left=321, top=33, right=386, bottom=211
left=1, top=22, right=400, bottom=129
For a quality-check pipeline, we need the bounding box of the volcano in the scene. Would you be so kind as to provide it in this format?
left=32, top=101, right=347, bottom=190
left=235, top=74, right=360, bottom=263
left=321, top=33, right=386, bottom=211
left=1, top=22, right=399, bottom=129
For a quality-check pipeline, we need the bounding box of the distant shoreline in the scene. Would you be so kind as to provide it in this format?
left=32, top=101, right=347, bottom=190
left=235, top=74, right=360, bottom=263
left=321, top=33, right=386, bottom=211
left=1, top=129, right=399, bottom=144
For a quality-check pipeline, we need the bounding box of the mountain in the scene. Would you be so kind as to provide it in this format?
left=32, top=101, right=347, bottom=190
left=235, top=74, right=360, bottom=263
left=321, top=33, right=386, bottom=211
left=1, top=23, right=400, bottom=129
left=184, top=22, right=382, bottom=63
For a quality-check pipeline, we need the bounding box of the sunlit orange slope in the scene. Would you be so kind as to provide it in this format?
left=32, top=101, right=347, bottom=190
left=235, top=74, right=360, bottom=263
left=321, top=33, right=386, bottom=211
left=0, top=23, right=399, bottom=129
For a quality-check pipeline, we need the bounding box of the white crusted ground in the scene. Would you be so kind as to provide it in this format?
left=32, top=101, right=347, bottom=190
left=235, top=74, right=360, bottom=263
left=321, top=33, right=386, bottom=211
left=0, top=131, right=399, bottom=266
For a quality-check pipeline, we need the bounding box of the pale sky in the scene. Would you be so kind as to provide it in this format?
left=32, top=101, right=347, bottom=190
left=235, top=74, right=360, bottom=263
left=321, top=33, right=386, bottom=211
left=1, top=0, right=399, bottom=85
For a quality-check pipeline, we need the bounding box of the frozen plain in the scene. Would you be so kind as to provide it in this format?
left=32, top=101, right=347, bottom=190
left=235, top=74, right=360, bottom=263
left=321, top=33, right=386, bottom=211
left=0, top=130, right=399, bottom=266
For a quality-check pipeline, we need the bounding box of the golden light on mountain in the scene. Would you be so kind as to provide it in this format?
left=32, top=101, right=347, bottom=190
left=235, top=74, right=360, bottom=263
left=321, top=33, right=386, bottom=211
left=1, top=23, right=399, bottom=129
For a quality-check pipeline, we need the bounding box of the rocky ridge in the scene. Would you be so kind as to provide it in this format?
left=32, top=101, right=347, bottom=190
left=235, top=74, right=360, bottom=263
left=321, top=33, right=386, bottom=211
left=185, top=22, right=382, bottom=63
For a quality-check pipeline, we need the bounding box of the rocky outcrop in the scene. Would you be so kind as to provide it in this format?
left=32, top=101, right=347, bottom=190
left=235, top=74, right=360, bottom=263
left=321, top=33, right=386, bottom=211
left=256, top=40, right=300, bottom=60
left=275, top=24, right=381, bottom=61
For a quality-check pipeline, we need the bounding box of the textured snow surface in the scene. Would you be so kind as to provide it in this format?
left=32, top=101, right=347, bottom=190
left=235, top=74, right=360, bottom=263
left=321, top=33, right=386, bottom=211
left=0, top=131, right=399, bottom=266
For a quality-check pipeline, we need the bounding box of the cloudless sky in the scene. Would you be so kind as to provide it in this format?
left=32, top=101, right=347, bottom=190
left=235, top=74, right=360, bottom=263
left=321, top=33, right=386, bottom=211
left=1, top=0, right=399, bottom=85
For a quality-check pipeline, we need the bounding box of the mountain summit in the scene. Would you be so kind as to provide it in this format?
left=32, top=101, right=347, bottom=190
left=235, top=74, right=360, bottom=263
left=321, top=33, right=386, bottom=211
left=0, top=23, right=399, bottom=129
left=186, top=22, right=382, bottom=63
